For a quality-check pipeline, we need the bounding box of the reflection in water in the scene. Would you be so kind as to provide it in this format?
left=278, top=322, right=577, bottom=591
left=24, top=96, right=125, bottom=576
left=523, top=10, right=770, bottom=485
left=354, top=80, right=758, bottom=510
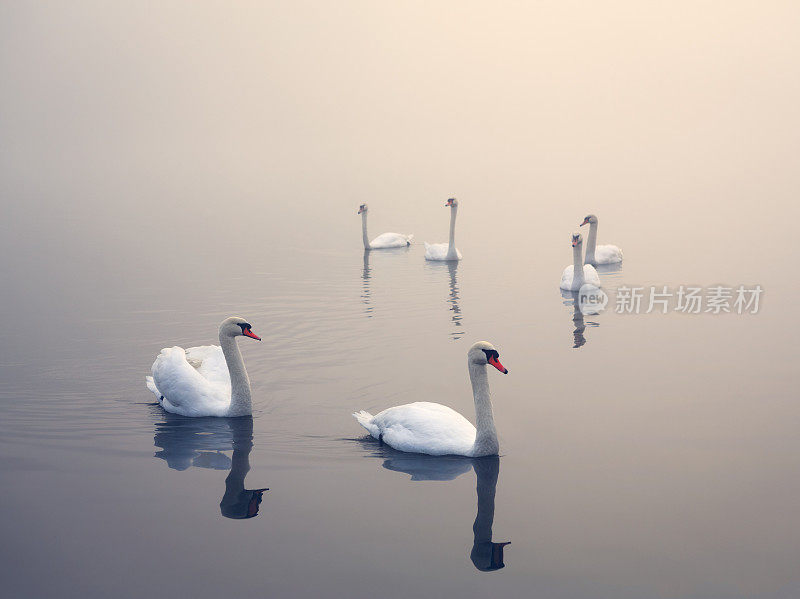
left=153, top=412, right=268, bottom=519
left=470, top=457, right=510, bottom=571
left=424, top=261, right=464, bottom=340
left=561, top=290, right=599, bottom=349
left=361, top=442, right=509, bottom=571
left=447, top=261, right=463, bottom=340
left=361, top=250, right=372, bottom=317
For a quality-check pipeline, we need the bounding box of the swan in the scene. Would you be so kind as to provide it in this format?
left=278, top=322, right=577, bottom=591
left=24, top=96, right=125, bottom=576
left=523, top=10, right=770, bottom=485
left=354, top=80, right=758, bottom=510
left=580, top=214, right=623, bottom=265
left=353, top=341, right=508, bottom=457
left=146, top=316, right=261, bottom=417
left=424, top=197, right=462, bottom=261
left=560, top=233, right=602, bottom=291
left=359, top=203, right=413, bottom=249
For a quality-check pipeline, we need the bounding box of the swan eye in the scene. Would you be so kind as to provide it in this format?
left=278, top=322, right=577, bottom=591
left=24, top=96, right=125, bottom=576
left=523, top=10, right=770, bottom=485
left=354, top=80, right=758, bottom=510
left=481, top=349, right=499, bottom=362
left=238, top=322, right=252, bottom=333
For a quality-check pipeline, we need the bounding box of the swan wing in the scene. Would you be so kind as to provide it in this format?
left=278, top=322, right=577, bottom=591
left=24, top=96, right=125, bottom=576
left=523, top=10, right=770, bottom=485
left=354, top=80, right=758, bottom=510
left=583, top=264, right=602, bottom=286
left=595, top=244, right=623, bottom=264
left=370, top=232, right=413, bottom=248
left=151, top=346, right=231, bottom=417
left=184, top=345, right=231, bottom=387
left=559, top=265, right=575, bottom=290
left=369, top=402, right=477, bottom=456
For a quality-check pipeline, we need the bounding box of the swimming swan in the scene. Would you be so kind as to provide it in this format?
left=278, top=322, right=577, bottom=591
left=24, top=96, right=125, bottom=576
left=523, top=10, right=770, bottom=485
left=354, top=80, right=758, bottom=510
left=359, top=204, right=413, bottom=249
left=580, top=214, right=623, bottom=265
left=353, top=341, right=508, bottom=457
left=424, top=198, right=462, bottom=261
left=560, top=233, right=601, bottom=291
left=146, top=317, right=261, bottom=417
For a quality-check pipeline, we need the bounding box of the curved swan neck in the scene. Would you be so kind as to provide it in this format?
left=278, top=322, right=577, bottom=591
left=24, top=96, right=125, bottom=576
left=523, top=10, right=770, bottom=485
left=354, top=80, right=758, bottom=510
left=469, top=362, right=498, bottom=457
left=585, top=221, right=598, bottom=263
left=447, top=205, right=458, bottom=259
left=361, top=211, right=371, bottom=250
left=573, top=243, right=585, bottom=287
left=219, top=332, right=252, bottom=416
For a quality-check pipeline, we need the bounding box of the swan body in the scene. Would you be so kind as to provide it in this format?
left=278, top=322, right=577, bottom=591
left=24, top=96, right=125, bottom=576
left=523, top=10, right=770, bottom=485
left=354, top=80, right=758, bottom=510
left=359, top=204, right=413, bottom=249
left=354, top=403, right=477, bottom=456
left=591, top=244, right=624, bottom=265
left=424, top=242, right=462, bottom=261
left=425, top=198, right=461, bottom=261
left=353, top=341, right=508, bottom=457
left=581, top=214, right=623, bottom=265
left=146, top=317, right=261, bottom=417
left=369, top=231, right=414, bottom=249
left=560, top=233, right=601, bottom=291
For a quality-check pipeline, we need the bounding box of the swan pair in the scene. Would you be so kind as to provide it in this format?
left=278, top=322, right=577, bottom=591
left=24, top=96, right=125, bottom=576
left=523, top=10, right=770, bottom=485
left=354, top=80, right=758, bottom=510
left=559, top=214, right=623, bottom=291
left=147, top=318, right=508, bottom=457
left=359, top=199, right=462, bottom=261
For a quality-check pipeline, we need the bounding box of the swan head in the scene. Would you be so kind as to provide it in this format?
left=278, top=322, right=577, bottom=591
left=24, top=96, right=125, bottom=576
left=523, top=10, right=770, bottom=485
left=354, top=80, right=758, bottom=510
left=445, top=197, right=458, bottom=208
left=357, top=203, right=368, bottom=214
left=580, top=214, right=598, bottom=226
left=468, top=341, right=508, bottom=374
left=571, top=233, right=583, bottom=248
left=219, top=317, right=261, bottom=341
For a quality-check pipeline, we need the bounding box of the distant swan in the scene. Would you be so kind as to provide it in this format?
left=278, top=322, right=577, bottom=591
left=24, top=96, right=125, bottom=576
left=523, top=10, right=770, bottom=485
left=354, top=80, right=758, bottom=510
left=353, top=341, right=508, bottom=457
left=146, top=317, right=261, bottom=417
left=424, top=198, right=462, bottom=261
left=359, top=204, right=413, bottom=249
left=560, top=233, right=601, bottom=291
left=580, top=214, right=623, bottom=265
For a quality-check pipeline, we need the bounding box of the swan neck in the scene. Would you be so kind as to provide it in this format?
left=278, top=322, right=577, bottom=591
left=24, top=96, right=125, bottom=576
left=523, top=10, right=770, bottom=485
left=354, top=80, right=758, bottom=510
left=585, top=222, right=598, bottom=263
left=447, top=205, right=458, bottom=258
left=220, top=333, right=252, bottom=416
left=469, top=362, right=498, bottom=457
left=573, top=243, right=585, bottom=287
left=361, top=211, right=371, bottom=250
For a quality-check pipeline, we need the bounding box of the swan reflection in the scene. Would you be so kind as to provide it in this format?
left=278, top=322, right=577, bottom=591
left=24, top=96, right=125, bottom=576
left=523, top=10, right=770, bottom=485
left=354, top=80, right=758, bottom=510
left=425, top=261, right=464, bottom=340
left=361, top=444, right=509, bottom=571
left=153, top=412, right=267, bottom=519
left=561, top=290, right=599, bottom=349
left=361, top=250, right=372, bottom=317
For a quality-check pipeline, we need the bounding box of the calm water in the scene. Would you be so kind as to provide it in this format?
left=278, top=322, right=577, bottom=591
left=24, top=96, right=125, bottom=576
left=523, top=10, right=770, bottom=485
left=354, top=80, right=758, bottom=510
left=1, top=195, right=798, bottom=599
left=3, top=3, right=800, bottom=598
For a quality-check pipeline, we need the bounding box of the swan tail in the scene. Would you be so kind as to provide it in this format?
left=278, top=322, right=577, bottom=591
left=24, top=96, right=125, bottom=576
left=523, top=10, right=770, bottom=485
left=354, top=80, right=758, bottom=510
left=353, top=410, right=380, bottom=438
left=145, top=376, right=162, bottom=402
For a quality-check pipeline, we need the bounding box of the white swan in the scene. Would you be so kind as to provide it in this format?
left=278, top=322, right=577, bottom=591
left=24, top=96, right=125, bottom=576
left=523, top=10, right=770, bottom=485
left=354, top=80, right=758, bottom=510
left=145, top=317, right=261, bottom=417
left=424, top=197, right=462, bottom=261
left=353, top=341, right=508, bottom=457
left=359, top=204, right=413, bottom=249
left=580, top=214, right=623, bottom=265
left=560, top=233, right=601, bottom=291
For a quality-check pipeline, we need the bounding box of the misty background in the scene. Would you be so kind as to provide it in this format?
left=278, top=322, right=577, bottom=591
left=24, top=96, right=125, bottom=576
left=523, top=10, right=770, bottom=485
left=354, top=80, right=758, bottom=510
left=2, top=3, right=800, bottom=598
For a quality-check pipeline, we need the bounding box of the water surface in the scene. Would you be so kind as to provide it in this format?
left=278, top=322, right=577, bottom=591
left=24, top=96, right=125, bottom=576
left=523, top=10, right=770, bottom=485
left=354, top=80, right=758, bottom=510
left=2, top=3, right=800, bottom=598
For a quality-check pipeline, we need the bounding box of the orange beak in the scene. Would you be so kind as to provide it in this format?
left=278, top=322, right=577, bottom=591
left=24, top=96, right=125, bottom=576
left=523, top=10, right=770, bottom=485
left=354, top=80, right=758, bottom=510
left=243, top=328, right=261, bottom=341
left=488, top=355, right=508, bottom=374
left=580, top=218, right=589, bottom=226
